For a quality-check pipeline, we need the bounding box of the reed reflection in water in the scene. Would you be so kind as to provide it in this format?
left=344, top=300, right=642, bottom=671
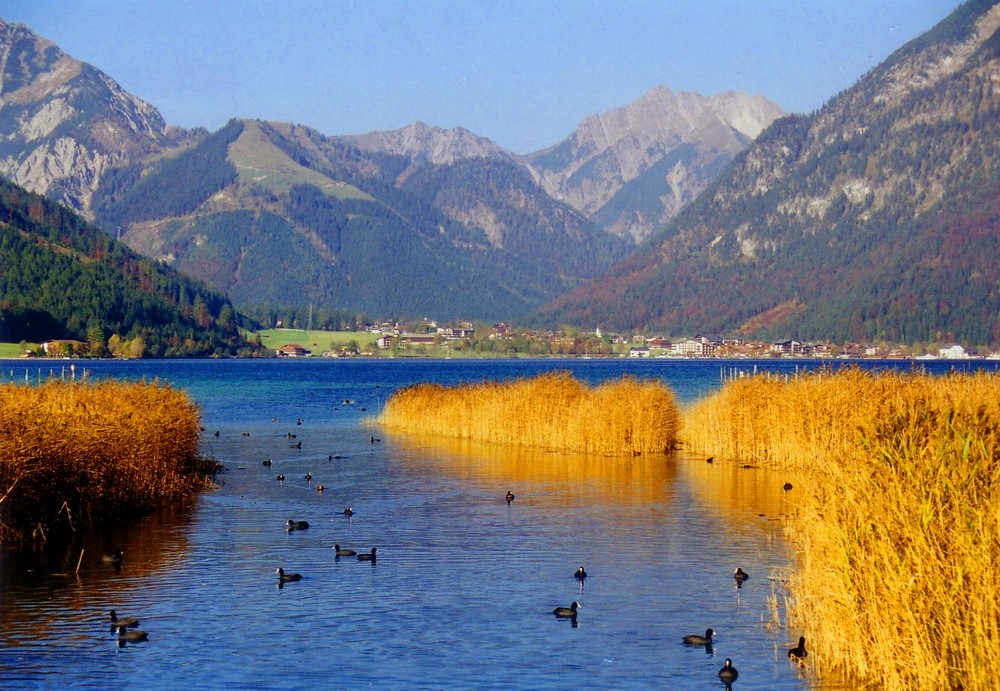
left=681, top=456, right=808, bottom=530
left=389, top=432, right=677, bottom=507
left=0, top=501, right=198, bottom=685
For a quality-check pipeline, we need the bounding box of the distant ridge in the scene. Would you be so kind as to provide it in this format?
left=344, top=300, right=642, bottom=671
left=526, top=86, right=785, bottom=243
left=341, top=122, right=519, bottom=166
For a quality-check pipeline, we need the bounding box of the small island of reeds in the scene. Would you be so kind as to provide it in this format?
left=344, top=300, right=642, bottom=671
left=377, top=371, right=680, bottom=456
left=681, top=368, right=1000, bottom=690
left=0, top=379, right=217, bottom=545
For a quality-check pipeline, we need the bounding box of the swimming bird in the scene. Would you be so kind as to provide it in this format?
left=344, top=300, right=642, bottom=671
left=705, top=456, right=714, bottom=463
left=290, top=441, right=302, bottom=449
left=342, top=507, right=354, bottom=517
left=333, top=544, right=356, bottom=557
left=276, top=474, right=285, bottom=482
left=733, top=567, right=750, bottom=585
left=683, top=628, right=715, bottom=645
left=718, top=658, right=738, bottom=683
left=276, top=567, right=302, bottom=582
left=505, top=490, right=515, bottom=505
left=370, top=436, right=381, bottom=444
left=574, top=566, right=587, bottom=580
left=783, top=482, right=794, bottom=491
left=262, top=459, right=272, bottom=467
left=287, top=519, right=309, bottom=531
left=316, top=484, right=325, bottom=493
left=304, top=472, right=312, bottom=482
left=553, top=601, right=581, bottom=618
left=102, top=550, right=123, bottom=566
left=108, top=610, right=139, bottom=631
left=357, top=547, right=377, bottom=562
left=788, top=636, right=808, bottom=662
left=116, top=625, right=148, bottom=643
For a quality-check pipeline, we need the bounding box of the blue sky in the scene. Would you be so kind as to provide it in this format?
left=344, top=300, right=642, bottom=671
left=0, top=1, right=960, bottom=154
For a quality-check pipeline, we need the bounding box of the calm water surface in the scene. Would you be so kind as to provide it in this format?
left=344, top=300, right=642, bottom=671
left=1, top=358, right=993, bottom=689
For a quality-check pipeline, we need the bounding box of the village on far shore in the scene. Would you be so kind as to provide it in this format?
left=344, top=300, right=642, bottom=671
left=267, top=319, right=998, bottom=361
left=14, top=317, right=999, bottom=362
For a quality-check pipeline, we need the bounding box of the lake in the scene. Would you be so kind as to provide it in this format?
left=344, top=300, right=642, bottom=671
left=0, top=357, right=994, bottom=689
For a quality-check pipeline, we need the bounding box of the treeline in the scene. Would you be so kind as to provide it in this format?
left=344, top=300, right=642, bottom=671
left=92, top=120, right=244, bottom=229
left=0, top=178, right=264, bottom=357
left=241, top=303, right=369, bottom=332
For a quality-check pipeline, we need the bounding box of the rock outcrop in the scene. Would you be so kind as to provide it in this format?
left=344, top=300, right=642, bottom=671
left=526, top=86, right=785, bottom=242
left=0, top=19, right=169, bottom=217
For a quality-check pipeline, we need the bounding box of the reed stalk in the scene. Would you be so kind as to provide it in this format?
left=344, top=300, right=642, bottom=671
left=378, top=371, right=680, bottom=456
left=0, top=379, right=215, bottom=545
left=680, top=369, right=1000, bottom=689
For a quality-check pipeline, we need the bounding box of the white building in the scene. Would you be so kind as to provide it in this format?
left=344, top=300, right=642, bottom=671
left=938, top=344, right=969, bottom=359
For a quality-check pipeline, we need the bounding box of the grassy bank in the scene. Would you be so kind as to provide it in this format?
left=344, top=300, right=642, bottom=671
left=0, top=379, right=216, bottom=545
left=680, top=369, right=1000, bottom=689
left=257, top=328, right=376, bottom=353
left=0, top=343, right=32, bottom=358
left=378, top=371, right=680, bottom=456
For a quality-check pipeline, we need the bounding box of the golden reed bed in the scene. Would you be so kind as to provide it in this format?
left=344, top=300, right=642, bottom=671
left=0, top=379, right=214, bottom=545
left=378, top=371, right=680, bottom=456
left=682, top=368, right=1000, bottom=690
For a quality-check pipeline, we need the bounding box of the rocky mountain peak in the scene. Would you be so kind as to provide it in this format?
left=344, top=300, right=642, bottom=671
left=525, top=86, right=785, bottom=242
left=872, top=2, right=1000, bottom=109
left=0, top=18, right=169, bottom=216
left=341, top=121, right=517, bottom=166
left=574, top=86, right=778, bottom=155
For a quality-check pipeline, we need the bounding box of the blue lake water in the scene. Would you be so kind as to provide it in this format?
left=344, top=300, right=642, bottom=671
left=0, top=357, right=994, bottom=689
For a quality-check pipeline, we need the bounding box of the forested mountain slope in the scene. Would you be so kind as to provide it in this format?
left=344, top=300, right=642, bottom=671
left=539, top=0, right=1000, bottom=347
left=94, top=119, right=630, bottom=319
left=0, top=178, right=261, bottom=356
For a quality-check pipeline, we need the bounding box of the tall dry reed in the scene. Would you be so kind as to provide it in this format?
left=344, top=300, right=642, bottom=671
left=681, top=369, right=1000, bottom=689
left=681, top=367, right=936, bottom=468
left=378, top=371, right=679, bottom=456
left=0, top=379, right=214, bottom=545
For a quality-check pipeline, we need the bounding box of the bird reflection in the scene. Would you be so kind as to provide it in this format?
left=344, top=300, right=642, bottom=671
left=334, top=544, right=357, bottom=558
left=102, top=550, right=123, bottom=572
left=116, top=625, right=148, bottom=647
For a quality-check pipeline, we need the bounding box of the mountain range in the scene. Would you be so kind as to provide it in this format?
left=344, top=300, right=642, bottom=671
left=2, top=1, right=999, bottom=346
left=0, top=15, right=781, bottom=322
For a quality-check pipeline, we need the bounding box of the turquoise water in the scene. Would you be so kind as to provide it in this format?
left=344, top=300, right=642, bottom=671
left=0, top=358, right=992, bottom=689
